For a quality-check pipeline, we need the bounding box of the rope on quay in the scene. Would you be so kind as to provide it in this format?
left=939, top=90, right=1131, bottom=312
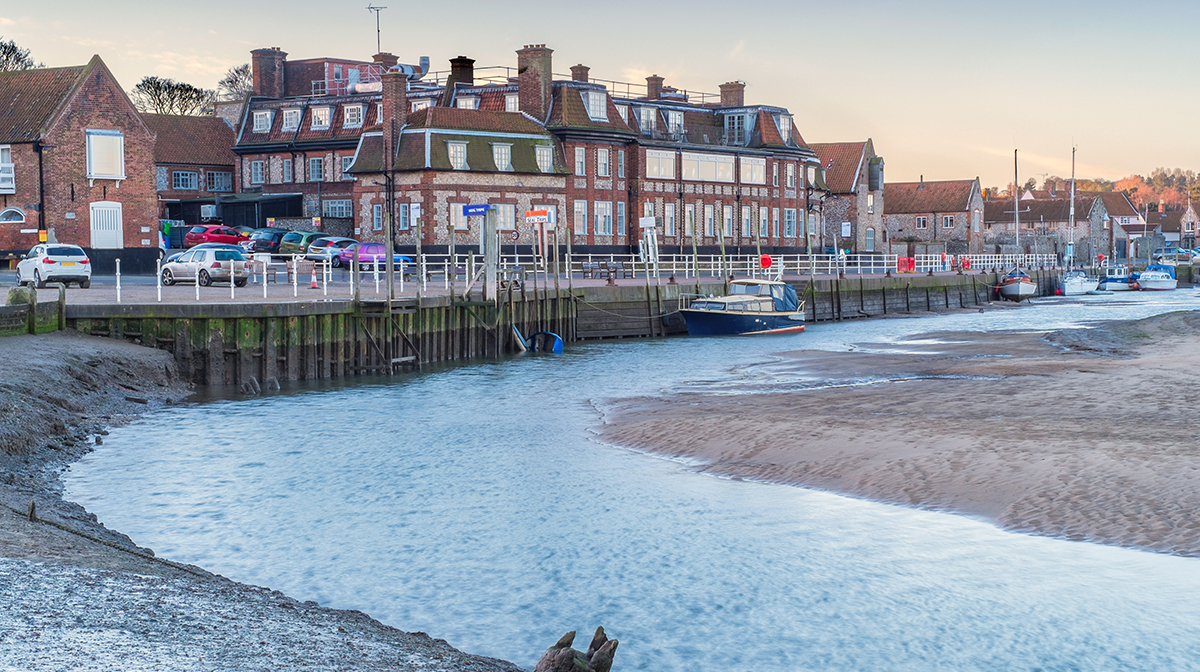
left=569, top=294, right=681, bottom=319
left=1, top=501, right=213, bottom=580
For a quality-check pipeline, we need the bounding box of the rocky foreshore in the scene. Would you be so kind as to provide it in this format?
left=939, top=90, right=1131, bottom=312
left=0, top=331, right=522, bottom=671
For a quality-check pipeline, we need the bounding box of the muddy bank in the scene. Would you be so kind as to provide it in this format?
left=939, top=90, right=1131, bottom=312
left=596, top=311, right=1200, bottom=557
left=0, top=331, right=521, bottom=671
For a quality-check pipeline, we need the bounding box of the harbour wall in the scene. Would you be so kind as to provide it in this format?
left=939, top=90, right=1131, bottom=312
left=63, top=270, right=1070, bottom=387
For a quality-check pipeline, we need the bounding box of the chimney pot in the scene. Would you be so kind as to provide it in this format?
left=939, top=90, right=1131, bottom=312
left=570, top=64, right=590, bottom=83
left=373, top=52, right=399, bottom=69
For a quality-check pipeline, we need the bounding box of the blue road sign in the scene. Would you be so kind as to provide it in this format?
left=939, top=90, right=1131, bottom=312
left=463, top=204, right=491, bottom=217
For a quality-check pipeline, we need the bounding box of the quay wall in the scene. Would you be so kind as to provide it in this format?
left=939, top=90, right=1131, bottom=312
left=63, top=270, right=1067, bottom=387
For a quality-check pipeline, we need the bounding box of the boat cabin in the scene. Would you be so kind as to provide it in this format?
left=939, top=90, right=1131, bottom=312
left=689, top=280, right=801, bottom=314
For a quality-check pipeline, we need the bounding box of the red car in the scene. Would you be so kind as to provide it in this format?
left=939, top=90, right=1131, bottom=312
left=184, top=225, right=246, bottom=248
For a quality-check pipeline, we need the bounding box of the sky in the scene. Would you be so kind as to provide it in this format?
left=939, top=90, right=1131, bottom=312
left=4, top=0, right=1198, bottom=189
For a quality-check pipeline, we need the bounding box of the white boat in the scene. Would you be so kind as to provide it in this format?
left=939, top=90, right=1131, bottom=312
left=1136, top=270, right=1176, bottom=291
left=1059, top=270, right=1097, bottom=295
left=1098, top=266, right=1135, bottom=291
left=998, top=267, right=1037, bottom=302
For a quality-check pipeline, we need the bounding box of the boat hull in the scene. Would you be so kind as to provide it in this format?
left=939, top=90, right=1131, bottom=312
left=681, top=309, right=806, bottom=336
left=998, top=280, right=1037, bottom=302
left=1060, top=277, right=1098, bottom=295
left=1138, top=278, right=1177, bottom=291
left=1098, top=279, right=1135, bottom=291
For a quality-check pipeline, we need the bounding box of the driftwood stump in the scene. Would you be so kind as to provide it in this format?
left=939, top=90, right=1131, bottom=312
left=532, top=627, right=618, bottom=672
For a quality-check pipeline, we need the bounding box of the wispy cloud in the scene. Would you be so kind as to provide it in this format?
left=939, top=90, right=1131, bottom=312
left=969, top=145, right=1120, bottom=180
left=0, top=17, right=17, bottom=26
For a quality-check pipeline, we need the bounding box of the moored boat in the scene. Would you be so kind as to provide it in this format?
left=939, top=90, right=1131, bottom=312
left=1058, top=270, right=1098, bottom=295
left=1136, top=270, right=1177, bottom=291
left=997, top=267, right=1037, bottom=302
left=1098, top=266, right=1136, bottom=291
left=682, top=279, right=806, bottom=336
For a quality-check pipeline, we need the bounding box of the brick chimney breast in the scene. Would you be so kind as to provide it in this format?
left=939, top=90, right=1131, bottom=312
left=570, top=64, right=590, bottom=83
left=251, top=47, right=288, bottom=98
left=450, top=56, right=475, bottom=86
left=373, top=52, right=399, bottom=69
left=646, top=74, right=664, bottom=101
left=381, top=71, right=408, bottom=171
left=719, top=81, right=745, bottom=108
left=516, top=44, right=553, bottom=122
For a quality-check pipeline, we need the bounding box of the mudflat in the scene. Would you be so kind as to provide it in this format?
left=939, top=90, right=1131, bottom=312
left=596, top=311, right=1200, bottom=556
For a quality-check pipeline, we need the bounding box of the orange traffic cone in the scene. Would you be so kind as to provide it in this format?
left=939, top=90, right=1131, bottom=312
left=310, top=265, right=318, bottom=290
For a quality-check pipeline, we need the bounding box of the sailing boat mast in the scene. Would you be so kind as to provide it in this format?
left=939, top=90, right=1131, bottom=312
left=1014, top=149, right=1020, bottom=266
left=1069, top=146, right=1076, bottom=266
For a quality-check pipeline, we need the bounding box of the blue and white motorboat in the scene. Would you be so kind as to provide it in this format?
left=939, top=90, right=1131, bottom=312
left=1058, top=269, right=1098, bottom=295
left=1136, top=270, right=1177, bottom=291
left=1098, top=265, right=1136, bottom=291
left=682, top=279, right=806, bottom=336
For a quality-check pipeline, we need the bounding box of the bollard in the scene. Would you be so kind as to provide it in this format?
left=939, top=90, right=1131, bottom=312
left=262, top=261, right=268, bottom=299
left=292, top=255, right=298, bottom=297
left=115, top=258, right=121, bottom=303
left=373, top=256, right=380, bottom=294
left=231, top=260, right=236, bottom=300
left=195, top=264, right=200, bottom=301
left=156, top=258, right=162, bottom=302
left=323, top=260, right=328, bottom=296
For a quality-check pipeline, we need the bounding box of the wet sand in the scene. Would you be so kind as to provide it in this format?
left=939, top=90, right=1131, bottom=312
left=596, top=311, right=1200, bottom=556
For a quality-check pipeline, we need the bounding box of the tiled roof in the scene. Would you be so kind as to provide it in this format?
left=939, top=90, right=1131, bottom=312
left=983, top=198, right=1093, bottom=224
left=1146, top=211, right=1182, bottom=232
left=1079, top=191, right=1140, bottom=218
left=350, top=133, right=385, bottom=173
left=808, top=142, right=866, bottom=194
left=0, top=64, right=86, bottom=143
left=237, top=95, right=381, bottom=148
left=546, top=84, right=637, bottom=134
left=753, top=110, right=786, bottom=148
left=142, top=114, right=236, bottom=166
left=407, top=106, right=549, bottom=135
left=884, top=179, right=977, bottom=214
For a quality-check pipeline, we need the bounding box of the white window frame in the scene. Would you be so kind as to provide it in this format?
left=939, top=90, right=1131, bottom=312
left=667, top=110, right=684, bottom=135
left=645, top=150, right=675, bottom=179
left=281, top=157, right=293, bottom=183
left=448, top=142, right=468, bottom=170
left=495, top=203, right=516, bottom=230
left=573, top=199, right=588, bottom=235
left=665, top=202, right=676, bottom=237
left=942, top=215, right=955, bottom=229
left=85, top=130, right=125, bottom=183
left=704, top=204, right=714, bottom=236
left=772, top=162, right=779, bottom=187
left=322, top=199, right=352, bottom=218
left=777, top=114, right=792, bottom=141
left=411, top=99, right=432, bottom=113
left=505, top=94, right=519, bottom=113
left=172, top=171, right=198, bottom=191
left=772, top=208, right=780, bottom=237
left=786, top=164, right=796, bottom=188
left=759, top=206, right=769, bottom=237
left=455, top=96, right=479, bottom=110
left=492, top=144, right=512, bottom=172
left=450, top=203, right=468, bottom=230
left=311, top=107, right=331, bottom=130
left=617, top=149, right=625, bottom=179
left=784, top=209, right=797, bottom=238
left=681, top=152, right=734, bottom=183
left=639, top=107, right=656, bottom=132
left=725, top=114, right=745, bottom=144
left=252, top=111, right=272, bottom=133
left=617, top=201, right=627, bottom=235
left=584, top=91, right=607, bottom=121
left=596, top=148, right=610, bottom=178
left=0, top=207, right=25, bottom=223
left=373, top=203, right=383, bottom=231
left=574, top=147, right=586, bottom=176
left=722, top=205, right=733, bottom=237
left=615, top=104, right=629, bottom=122
left=685, top=203, right=695, bottom=236
left=741, top=205, right=752, bottom=237
left=535, top=145, right=554, bottom=173
left=308, top=157, right=324, bottom=182
left=281, top=109, right=301, bottom=132
left=741, top=157, right=766, bottom=185
left=250, top=160, right=265, bottom=185
left=0, top=145, right=12, bottom=194
left=343, top=104, right=364, bottom=128
left=867, top=193, right=875, bottom=214
left=595, top=201, right=613, bottom=235
left=206, top=171, right=232, bottom=192
left=341, top=156, right=355, bottom=180
left=916, top=216, right=928, bottom=229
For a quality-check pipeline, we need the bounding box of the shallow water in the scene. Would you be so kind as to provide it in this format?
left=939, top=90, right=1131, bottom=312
left=67, top=290, right=1200, bottom=670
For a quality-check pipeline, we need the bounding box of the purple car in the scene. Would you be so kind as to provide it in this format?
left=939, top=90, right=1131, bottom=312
left=337, top=243, right=413, bottom=272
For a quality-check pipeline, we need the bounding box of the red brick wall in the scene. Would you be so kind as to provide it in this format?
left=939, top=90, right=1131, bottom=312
left=0, top=142, right=43, bottom=255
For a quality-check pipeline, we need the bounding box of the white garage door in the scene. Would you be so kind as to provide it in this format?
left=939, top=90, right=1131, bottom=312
left=89, top=201, right=123, bottom=249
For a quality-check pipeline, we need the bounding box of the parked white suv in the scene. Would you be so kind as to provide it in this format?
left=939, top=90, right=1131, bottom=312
left=16, top=244, right=92, bottom=288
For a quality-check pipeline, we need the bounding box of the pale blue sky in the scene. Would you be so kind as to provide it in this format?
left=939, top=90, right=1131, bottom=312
left=5, top=1, right=1196, bottom=188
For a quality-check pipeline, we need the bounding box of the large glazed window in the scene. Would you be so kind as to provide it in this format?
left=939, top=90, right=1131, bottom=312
left=86, top=130, right=125, bottom=183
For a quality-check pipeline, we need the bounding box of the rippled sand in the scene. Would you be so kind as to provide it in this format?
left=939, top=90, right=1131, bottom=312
left=596, top=311, right=1200, bottom=556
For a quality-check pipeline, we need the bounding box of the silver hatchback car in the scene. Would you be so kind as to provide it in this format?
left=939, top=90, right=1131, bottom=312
left=160, top=248, right=249, bottom=287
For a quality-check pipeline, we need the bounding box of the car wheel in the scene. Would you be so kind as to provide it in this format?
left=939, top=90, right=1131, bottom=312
left=198, top=270, right=212, bottom=287
left=34, top=270, right=46, bottom=289
left=158, top=248, right=166, bottom=260
left=331, top=256, right=342, bottom=268
left=80, top=279, right=91, bottom=289
left=162, top=269, right=175, bottom=286
left=234, top=278, right=248, bottom=288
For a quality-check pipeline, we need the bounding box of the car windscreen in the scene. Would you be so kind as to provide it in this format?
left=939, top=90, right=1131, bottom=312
left=47, top=247, right=86, bottom=257
left=214, top=250, right=246, bottom=261
left=189, top=226, right=208, bottom=233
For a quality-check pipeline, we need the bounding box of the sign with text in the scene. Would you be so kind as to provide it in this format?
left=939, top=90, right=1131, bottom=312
left=463, top=204, right=491, bottom=217
left=841, top=221, right=851, bottom=237
left=525, top=210, right=549, bottom=224
left=638, top=216, right=657, bottom=229
left=412, top=203, right=421, bottom=221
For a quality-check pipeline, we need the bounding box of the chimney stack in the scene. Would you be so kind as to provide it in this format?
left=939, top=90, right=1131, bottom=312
left=251, top=47, right=287, bottom=98
left=570, top=64, right=590, bottom=83
left=440, top=56, right=476, bottom=107
left=919, top=175, right=924, bottom=190
left=516, top=44, right=553, bottom=122
left=646, top=74, right=664, bottom=101
left=373, top=52, right=399, bottom=69
left=719, top=81, right=746, bottom=107
left=381, top=71, right=408, bottom=170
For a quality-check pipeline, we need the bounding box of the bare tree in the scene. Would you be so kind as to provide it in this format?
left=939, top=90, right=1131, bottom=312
left=130, top=76, right=215, bottom=115
left=218, top=63, right=253, bottom=101
left=0, top=37, right=43, bottom=71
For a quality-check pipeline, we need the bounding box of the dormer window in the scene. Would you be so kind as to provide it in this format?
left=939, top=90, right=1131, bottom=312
left=776, top=114, right=792, bottom=141
left=411, top=99, right=432, bottom=113
left=344, top=104, right=364, bottom=128
left=505, top=94, right=519, bottom=112
left=725, top=114, right=745, bottom=144
left=583, top=91, right=607, bottom=121
left=639, top=107, right=656, bottom=133
left=456, top=96, right=479, bottom=110
left=311, top=107, right=331, bottom=130
left=667, top=110, right=683, bottom=135
left=448, top=142, right=468, bottom=170
left=252, top=110, right=272, bottom=133
left=615, top=104, right=629, bottom=123
left=281, top=109, right=301, bottom=132
left=535, top=145, right=554, bottom=173
left=492, top=144, right=512, bottom=171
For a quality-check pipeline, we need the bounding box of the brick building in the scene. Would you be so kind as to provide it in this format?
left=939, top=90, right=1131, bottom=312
left=882, top=178, right=983, bottom=255
left=808, top=140, right=884, bottom=253
left=141, top=114, right=237, bottom=237
left=347, top=43, right=827, bottom=256
left=0, top=56, right=158, bottom=271
left=982, top=196, right=1107, bottom=260
left=1146, top=201, right=1197, bottom=250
